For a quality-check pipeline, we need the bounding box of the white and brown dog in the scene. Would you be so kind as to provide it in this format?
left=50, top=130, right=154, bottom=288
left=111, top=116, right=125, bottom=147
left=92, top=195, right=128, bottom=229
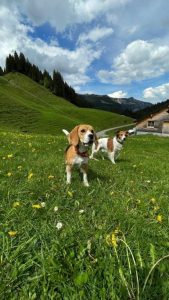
left=63, top=124, right=97, bottom=186
left=90, top=130, right=129, bottom=164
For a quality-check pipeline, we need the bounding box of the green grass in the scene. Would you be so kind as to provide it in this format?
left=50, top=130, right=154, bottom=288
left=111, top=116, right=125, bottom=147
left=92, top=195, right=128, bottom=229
left=0, top=73, right=132, bottom=134
left=0, top=131, right=169, bottom=299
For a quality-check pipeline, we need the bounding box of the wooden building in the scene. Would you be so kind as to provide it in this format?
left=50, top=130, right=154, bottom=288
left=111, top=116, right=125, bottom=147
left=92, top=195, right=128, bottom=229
left=136, top=105, right=169, bottom=134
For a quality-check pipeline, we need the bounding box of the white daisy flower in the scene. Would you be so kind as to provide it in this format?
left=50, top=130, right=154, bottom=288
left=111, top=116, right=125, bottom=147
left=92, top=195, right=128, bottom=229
left=54, top=206, right=58, bottom=212
left=56, top=222, right=63, bottom=230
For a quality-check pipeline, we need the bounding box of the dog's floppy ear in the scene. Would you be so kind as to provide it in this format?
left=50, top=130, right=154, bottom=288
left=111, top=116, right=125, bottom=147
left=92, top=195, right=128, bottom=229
left=68, top=125, right=79, bottom=146
left=125, top=131, right=129, bottom=137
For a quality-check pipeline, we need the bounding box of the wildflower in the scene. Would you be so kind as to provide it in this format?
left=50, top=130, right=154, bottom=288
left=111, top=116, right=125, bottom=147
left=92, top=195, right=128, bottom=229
left=150, top=198, right=156, bottom=204
left=111, top=233, right=118, bottom=247
left=28, top=172, right=33, bottom=180
left=17, top=165, right=22, bottom=170
left=67, top=191, right=73, bottom=197
left=8, top=231, right=17, bottom=237
left=157, top=215, right=162, bottom=223
left=40, top=202, right=46, bottom=208
left=32, top=204, right=41, bottom=209
left=54, top=206, right=58, bottom=212
left=56, top=222, right=63, bottom=230
left=145, top=180, right=151, bottom=183
left=2, top=157, right=6, bottom=160
left=13, top=201, right=21, bottom=208
left=106, top=228, right=119, bottom=248
left=79, top=209, right=84, bottom=214
left=7, top=172, right=12, bottom=177
left=7, top=154, right=13, bottom=158
left=48, top=175, right=54, bottom=179
left=110, top=191, right=114, bottom=195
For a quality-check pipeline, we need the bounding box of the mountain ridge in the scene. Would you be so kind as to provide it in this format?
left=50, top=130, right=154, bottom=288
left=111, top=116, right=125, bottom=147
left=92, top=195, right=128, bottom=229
left=76, top=93, right=152, bottom=117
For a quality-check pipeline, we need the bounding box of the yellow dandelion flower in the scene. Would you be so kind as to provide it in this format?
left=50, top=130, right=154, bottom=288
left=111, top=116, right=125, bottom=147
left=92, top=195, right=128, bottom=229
left=150, top=198, right=156, bottom=204
left=157, top=215, right=162, bottom=223
left=17, top=165, right=22, bottom=170
left=111, top=233, right=118, bottom=247
left=67, top=191, right=73, bottom=197
left=7, top=172, right=12, bottom=177
left=13, top=201, right=21, bottom=208
left=48, top=175, right=54, bottom=179
left=8, top=231, right=17, bottom=237
left=32, top=204, right=42, bottom=209
left=28, top=172, right=33, bottom=180
left=7, top=154, right=13, bottom=158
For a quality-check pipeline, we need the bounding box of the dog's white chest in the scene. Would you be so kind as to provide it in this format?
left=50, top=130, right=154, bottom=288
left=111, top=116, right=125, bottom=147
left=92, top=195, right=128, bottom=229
left=73, top=155, right=88, bottom=166
left=113, top=137, right=123, bottom=153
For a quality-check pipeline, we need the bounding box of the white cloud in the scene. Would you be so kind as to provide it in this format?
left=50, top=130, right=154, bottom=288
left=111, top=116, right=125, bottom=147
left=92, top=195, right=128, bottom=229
left=78, top=26, right=114, bottom=44
left=108, top=90, right=128, bottom=98
left=20, top=0, right=130, bottom=32
left=0, top=4, right=101, bottom=87
left=98, top=40, right=169, bottom=84
left=143, top=83, right=169, bottom=103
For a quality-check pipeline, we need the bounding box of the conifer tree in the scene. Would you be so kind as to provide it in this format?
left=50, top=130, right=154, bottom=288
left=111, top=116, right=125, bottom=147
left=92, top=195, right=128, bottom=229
left=53, top=70, right=65, bottom=97
left=0, top=66, right=3, bottom=76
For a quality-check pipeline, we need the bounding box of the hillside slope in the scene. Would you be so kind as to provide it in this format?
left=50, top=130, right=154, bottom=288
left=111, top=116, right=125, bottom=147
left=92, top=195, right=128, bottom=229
left=0, top=73, right=132, bottom=134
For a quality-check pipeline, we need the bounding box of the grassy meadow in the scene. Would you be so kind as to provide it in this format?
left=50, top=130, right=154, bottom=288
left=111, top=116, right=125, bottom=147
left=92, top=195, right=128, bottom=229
left=0, top=73, right=132, bottom=134
left=0, top=130, right=169, bottom=299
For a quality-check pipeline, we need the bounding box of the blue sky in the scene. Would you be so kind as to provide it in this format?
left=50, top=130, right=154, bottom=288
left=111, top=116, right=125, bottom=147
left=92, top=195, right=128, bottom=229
left=0, top=0, right=169, bottom=103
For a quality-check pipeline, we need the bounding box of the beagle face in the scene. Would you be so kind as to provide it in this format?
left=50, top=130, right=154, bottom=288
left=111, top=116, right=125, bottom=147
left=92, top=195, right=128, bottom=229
left=116, top=131, right=129, bottom=143
left=69, top=124, right=96, bottom=147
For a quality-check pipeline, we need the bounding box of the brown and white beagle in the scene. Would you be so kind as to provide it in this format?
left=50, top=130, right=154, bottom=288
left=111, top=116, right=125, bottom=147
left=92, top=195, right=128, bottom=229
left=90, top=130, right=129, bottom=164
left=62, top=124, right=97, bottom=186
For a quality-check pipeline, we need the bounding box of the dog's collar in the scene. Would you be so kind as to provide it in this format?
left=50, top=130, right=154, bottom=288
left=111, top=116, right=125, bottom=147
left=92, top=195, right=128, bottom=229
left=76, top=146, right=89, bottom=157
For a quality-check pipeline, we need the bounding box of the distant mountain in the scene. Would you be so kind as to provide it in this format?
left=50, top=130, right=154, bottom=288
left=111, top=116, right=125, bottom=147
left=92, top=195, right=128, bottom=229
left=76, top=94, right=152, bottom=117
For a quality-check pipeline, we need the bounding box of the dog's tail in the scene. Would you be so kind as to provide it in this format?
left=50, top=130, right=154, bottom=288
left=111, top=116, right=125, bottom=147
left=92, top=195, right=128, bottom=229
left=62, top=129, right=69, bottom=136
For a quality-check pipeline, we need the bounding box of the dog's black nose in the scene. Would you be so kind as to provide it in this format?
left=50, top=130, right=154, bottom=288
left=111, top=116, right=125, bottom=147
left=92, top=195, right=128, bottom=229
left=88, top=134, right=93, bottom=139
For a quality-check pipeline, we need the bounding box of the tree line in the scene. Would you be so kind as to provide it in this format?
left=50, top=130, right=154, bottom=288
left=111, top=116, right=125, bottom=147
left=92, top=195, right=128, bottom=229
left=0, top=52, right=76, bottom=103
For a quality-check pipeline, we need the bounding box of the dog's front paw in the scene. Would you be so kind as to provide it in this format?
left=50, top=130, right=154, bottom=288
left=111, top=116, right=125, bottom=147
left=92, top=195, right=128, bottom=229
left=84, top=181, right=89, bottom=187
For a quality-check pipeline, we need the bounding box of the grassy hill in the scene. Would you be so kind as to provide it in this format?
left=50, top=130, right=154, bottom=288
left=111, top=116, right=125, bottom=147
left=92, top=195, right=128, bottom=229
left=0, top=131, right=169, bottom=299
left=0, top=73, right=132, bottom=134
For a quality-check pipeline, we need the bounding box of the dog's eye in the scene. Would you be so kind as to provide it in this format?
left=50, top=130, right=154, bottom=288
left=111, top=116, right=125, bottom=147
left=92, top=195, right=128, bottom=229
left=91, top=130, right=94, bottom=133
left=81, top=129, right=86, bottom=133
